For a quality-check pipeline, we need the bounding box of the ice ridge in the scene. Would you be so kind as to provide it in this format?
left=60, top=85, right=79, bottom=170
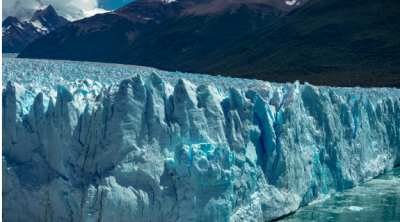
left=3, top=72, right=400, bottom=221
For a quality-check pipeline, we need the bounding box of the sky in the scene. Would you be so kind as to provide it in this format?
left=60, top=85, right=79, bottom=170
left=2, top=0, right=135, bottom=11
left=97, top=0, right=135, bottom=10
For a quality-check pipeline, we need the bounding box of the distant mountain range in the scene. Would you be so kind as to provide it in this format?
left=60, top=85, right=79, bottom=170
left=2, top=1, right=109, bottom=22
left=18, top=0, right=400, bottom=87
left=3, top=5, right=69, bottom=53
left=17, top=0, right=306, bottom=61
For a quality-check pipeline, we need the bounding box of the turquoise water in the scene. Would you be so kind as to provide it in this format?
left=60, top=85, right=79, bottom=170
left=276, top=167, right=400, bottom=222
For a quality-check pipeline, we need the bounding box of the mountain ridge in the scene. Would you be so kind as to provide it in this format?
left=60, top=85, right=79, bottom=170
left=180, top=0, right=306, bottom=15
left=30, top=5, right=70, bottom=30
left=18, top=0, right=400, bottom=87
left=2, top=5, right=69, bottom=53
left=2, top=16, right=42, bottom=53
left=18, top=0, right=298, bottom=63
left=2, top=1, right=109, bottom=22
left=182, top=0, right=400, bottom=87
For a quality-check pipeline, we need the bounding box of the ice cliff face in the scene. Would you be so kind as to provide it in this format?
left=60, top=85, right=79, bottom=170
left=3, top=72, right=400, bottom=222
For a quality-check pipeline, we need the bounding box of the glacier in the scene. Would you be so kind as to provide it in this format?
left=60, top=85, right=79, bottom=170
left=2, top=56, right=400, bottom=222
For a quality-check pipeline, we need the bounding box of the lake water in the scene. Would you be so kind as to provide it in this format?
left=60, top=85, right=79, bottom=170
left=276, top=167, right=400, bottom=222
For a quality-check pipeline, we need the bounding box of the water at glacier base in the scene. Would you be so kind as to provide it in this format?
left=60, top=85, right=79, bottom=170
left=276, top=166, right=400, bottom=222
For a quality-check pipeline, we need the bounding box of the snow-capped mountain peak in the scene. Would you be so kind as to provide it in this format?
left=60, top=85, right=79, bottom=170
left=2, top=5, right=69, bottom=53
left=2, top=1, right=109, bottom=22
left=28, top=5, right=69, bottom=34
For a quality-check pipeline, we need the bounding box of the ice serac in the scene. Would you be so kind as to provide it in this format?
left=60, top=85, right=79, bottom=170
left=2, top=75, right=400, bottom=222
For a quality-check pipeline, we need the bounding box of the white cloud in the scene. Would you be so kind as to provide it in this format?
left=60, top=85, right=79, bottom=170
left=3, top=0, right=18, bottom=8
left=70, top=0, right=98, bottom=11
left=2, top=0, right=106, bottom=21
left=3, top=0, right=43, bottom=10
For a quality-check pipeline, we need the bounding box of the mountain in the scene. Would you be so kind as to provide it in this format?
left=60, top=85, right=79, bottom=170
left=2, top=5, right=69, bottom=53
left=178, top=0, right=400, bottom=87
left=2, top=16, right=42, bottom=53
left=41, top=2, right=109, bottom=22
left=2, top=1, right=109, bottom=22
left=17, top=0, right=305, bottom=63
left=19, top=0, right=400, bottom=87
left=30, top=5, right=69, bottom=34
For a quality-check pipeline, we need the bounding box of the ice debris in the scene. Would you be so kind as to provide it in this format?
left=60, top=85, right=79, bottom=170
left=349, top=206, right=363, bottom=212
left=2, top=56, right=400, bottom=221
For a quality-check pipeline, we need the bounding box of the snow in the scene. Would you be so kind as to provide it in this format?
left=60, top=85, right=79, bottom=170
left=3, top=25, right=11, bottom=31
left=83, top=8, right=109, bottom=18
left=349, top=206, right=363, bottom=211
left=286, top=0, right=297, bottom=6
left=2, top=25, right=11, bottom=33
left=17, top=23, right=25, bottom=30
left=31, top=20, right=49, bottom=33
left=2, top=26, right=11, bottom=36
left=2, top=55, right=400, bottom=222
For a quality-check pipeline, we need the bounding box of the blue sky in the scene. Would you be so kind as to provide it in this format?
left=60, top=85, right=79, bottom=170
left=98, top=0, right=135, bottom=10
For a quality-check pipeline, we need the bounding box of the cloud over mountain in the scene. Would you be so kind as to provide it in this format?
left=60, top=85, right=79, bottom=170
left=2, top=0, right=106, bottom=21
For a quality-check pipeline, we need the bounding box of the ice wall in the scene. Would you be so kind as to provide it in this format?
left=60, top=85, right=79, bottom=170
left=3, top=73, right=400, bottom=222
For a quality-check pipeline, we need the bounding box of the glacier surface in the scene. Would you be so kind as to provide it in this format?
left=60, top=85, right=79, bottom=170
left=3, top=56, right=400, bottom=221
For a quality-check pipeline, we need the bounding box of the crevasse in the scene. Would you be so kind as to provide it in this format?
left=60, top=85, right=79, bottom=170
left=2, top=73, right=400, bottom=222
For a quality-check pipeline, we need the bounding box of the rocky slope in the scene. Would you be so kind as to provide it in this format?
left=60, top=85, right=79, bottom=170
left=173, top=0, right=400, bottom=87
left=2, top=5, right=69, bottom=53
left=17, top=0, right=306, bottom=64
left=19, top=0, right=400, bottom=87
left=2, top=16, right=42, bottom=53
left=29, top=5, right=69, bottom=34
